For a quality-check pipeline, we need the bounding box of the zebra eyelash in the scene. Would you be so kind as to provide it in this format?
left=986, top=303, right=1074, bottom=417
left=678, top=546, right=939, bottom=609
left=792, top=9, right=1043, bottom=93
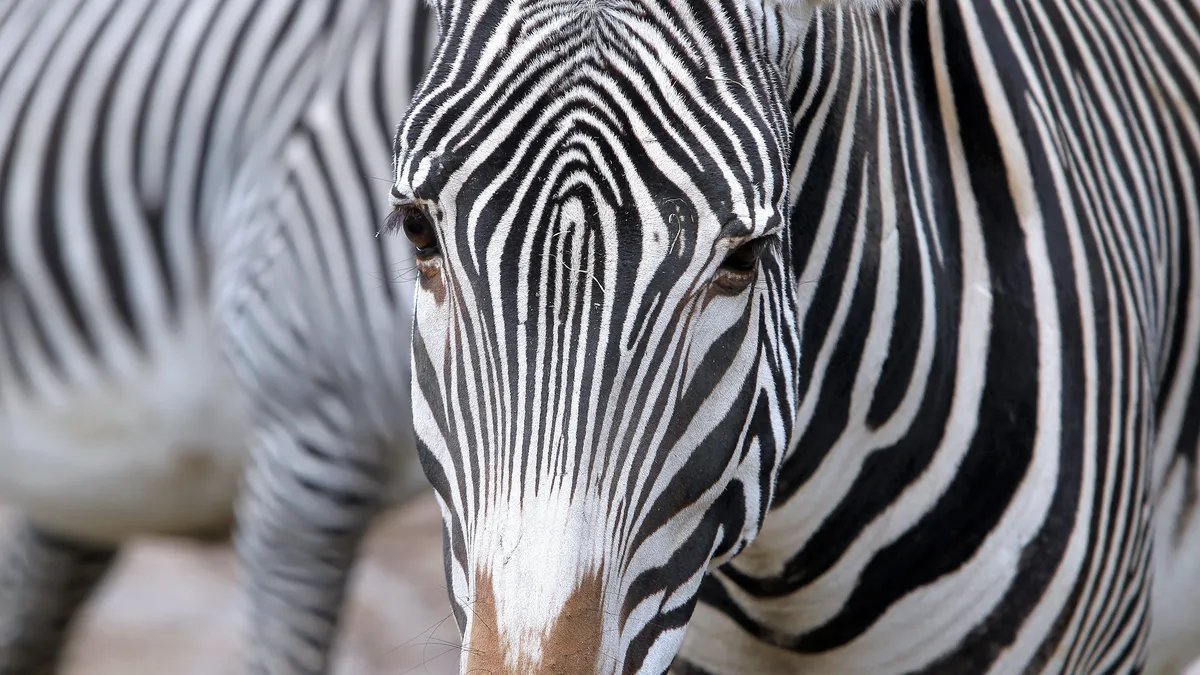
left=380, top=207, right=409, bottom=236
left=736, top=230, right=783, bottom=257
left=379, top=202, right=434, bottom=235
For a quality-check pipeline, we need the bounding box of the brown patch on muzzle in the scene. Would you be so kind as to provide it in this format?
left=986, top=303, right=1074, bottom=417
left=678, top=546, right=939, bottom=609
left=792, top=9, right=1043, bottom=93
left=465, top=568, right=606, bottom=674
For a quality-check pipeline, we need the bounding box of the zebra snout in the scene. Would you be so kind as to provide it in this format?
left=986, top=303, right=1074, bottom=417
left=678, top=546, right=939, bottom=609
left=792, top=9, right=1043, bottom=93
left=464, top=568, right=607, bottom=675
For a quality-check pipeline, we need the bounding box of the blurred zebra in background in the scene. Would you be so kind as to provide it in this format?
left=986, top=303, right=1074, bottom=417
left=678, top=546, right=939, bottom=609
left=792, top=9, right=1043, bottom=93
left=0, top=1, right=436, bottom=673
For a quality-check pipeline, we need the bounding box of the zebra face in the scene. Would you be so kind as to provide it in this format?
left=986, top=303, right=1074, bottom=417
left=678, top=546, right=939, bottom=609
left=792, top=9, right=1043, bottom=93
left=393, top=1, right=805, bottom=673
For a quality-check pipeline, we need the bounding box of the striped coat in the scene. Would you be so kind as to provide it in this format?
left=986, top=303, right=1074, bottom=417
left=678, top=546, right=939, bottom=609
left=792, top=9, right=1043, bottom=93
left=390, top=0, right=1200, bottom=673
left=0, top=1, right=434, bottom=673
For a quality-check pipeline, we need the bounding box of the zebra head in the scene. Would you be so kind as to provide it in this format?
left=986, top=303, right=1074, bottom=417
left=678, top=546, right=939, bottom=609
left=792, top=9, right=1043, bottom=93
left=392, top=1, right=825, bottom=673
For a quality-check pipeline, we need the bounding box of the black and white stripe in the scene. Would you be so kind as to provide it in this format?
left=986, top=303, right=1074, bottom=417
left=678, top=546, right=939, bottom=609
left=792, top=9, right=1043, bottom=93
left=0, top=1, right=437, bottom=672
left=392, top=1, right=1200, bottom=673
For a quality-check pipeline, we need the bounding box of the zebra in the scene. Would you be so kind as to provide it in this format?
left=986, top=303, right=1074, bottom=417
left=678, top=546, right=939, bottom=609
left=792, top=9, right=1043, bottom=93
left=0, top=1, right=435, bottom=673
left=386, top=0, right=1200, bottom=673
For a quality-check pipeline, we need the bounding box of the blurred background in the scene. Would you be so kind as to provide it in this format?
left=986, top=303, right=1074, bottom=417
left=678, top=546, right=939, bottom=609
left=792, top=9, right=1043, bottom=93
left=0, top=497, right=458, bottom=675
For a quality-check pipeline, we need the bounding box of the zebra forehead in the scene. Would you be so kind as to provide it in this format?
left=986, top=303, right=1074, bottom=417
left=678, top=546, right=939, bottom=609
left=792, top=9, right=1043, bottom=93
left=768, top=0, right=897, bottom=8
left=419, top=0, right=898, bottom=28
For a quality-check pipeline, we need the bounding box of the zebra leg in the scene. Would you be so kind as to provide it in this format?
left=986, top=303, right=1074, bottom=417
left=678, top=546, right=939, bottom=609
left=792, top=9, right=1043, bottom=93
left=0, top=520, right=118, bottom=675
left=235, top=420, right=387, bottom=675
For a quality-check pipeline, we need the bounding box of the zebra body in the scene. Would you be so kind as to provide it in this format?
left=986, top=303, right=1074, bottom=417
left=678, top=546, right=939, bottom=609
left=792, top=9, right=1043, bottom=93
left=689, top=3, right=1200, bottom=673
left=391, top=0, right=1200, bottom=673
left=0, top=1, right=433, bottom=672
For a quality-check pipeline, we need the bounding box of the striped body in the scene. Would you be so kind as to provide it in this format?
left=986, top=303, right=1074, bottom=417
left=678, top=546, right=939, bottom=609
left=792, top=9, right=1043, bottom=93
left=690, top=3, right=1200, bottom=673
left=0, top=1, right=434, bottom=672
left=392, top=0, right=1200, bottom=673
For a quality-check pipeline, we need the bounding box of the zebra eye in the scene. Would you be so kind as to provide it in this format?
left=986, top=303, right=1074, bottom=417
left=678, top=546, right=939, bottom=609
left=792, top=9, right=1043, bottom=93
left=714, top=238, right=767, bottom=293
left=386, top=205, right=439, bottom=257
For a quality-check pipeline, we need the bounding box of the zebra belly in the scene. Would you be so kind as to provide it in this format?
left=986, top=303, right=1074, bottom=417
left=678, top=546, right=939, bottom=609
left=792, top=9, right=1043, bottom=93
left=0, top=312, right=250, bottom=545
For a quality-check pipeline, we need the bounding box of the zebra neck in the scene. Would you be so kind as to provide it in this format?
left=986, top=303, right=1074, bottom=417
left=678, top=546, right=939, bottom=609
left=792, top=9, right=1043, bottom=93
left=778, top=0, right=959, bottom=482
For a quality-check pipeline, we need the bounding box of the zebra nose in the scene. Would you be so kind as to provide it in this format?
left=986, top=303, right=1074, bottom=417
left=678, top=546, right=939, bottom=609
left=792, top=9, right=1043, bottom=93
left=465, top=569, right=607, bottom=675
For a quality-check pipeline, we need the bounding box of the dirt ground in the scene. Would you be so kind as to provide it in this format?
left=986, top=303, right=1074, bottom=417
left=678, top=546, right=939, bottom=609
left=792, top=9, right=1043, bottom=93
left=3, top=495, right=1196, bottom=675
left=19, top=496, right=460, bottom=675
